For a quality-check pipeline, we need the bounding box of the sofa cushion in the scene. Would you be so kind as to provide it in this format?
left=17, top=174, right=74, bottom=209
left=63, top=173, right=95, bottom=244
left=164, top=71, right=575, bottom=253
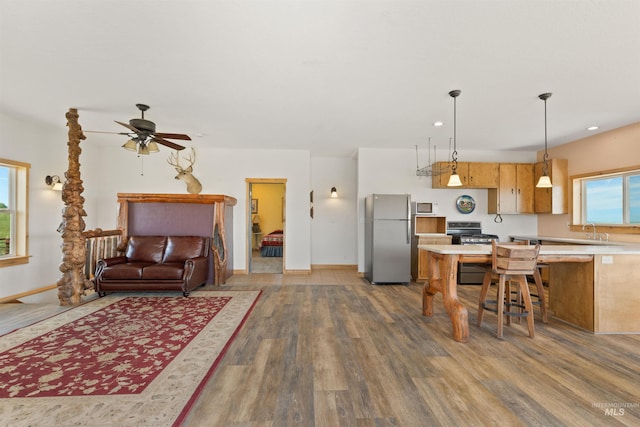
left=101, top=263, right=150, bottom=280
left=126, top=236, right=167, bottom=263
left=142, top=263, right=185, bottom=280
left=163, top=236, right=207, bottom=263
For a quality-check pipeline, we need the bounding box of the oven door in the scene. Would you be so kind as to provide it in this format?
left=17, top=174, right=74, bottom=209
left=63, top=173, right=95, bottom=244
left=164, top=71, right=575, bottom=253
left=457, top=241, right=491, bottom=284
left=458, top=263, right=488, bottom=284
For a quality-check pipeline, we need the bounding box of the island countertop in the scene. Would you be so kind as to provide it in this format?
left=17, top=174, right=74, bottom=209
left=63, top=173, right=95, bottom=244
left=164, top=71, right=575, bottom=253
left=509, top=235, right=636, bottom=246
left=418, top=243, right=640, bottom=341
left=418, top=243, right=640, bottom=255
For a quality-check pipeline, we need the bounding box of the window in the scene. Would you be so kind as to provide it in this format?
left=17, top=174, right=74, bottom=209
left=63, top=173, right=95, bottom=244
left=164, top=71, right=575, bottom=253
left=0, top=158, right=29, bottom=267
left=574, top=167, right=640, bottom=228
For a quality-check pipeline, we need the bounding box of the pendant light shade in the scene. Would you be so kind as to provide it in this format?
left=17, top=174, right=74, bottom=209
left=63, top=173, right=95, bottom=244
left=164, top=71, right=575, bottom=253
left=447, top=89, right=463, bottom=187
left=536, top=92, right=553, bottom=188
left=447, top=173, right=463, bottom=187
left=536, top=175, right=552, bottom=188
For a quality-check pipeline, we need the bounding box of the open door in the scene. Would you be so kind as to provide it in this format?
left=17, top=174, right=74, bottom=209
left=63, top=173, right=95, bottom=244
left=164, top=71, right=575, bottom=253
left=246, top=179, right=286, bottom=274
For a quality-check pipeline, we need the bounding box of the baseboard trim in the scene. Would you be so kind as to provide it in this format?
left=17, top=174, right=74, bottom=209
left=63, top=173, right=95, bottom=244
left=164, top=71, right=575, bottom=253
left=233, top=269, right=249, bottom=275
left=0, top=284, right=57, bottom=304
left=283, top=269, right=311, bottom=275
left=311, top=264, right=357, bottom=271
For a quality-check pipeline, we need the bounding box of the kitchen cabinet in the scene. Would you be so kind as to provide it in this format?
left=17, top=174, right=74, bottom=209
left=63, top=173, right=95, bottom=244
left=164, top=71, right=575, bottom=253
left=431, top=162, right=499, bottom=189
left=534, top=158, right=568, bottom=214
left=411, top=234, right=452, bottom=281
left=488, top=163, right=534, bottom=214
left=412, top=215, right=447, bottom=235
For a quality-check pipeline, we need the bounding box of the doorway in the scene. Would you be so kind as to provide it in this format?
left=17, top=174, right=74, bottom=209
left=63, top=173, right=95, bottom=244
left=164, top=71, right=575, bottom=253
left=247, top=179, right=286, bottom=274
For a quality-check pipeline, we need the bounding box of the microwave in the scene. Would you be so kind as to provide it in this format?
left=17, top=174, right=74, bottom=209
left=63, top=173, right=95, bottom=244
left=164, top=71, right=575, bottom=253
left=412, top=201, right=439, bottom=215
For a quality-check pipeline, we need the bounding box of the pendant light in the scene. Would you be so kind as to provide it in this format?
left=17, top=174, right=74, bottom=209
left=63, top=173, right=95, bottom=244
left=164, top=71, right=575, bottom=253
left=447, top=89, right=463, bottom=187
left=536, top=92, right=553, bottom=188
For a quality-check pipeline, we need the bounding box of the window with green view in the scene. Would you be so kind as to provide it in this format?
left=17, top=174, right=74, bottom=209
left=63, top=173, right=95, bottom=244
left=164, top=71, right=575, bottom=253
left=0, top=166, right=10, bottom=256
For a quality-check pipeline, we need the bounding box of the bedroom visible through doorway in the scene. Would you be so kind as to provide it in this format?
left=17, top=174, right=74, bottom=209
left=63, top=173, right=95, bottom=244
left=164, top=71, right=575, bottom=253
left=247, top=180, right=286, bottom=274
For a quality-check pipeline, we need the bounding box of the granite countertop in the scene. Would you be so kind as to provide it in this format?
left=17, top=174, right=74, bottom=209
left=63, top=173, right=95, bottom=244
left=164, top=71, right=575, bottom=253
left=418, top=244, right=640, bottom=255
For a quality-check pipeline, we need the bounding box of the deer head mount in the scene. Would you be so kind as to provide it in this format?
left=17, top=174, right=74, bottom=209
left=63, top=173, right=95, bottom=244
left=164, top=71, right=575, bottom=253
left=167, top=148, right=202, bottom=194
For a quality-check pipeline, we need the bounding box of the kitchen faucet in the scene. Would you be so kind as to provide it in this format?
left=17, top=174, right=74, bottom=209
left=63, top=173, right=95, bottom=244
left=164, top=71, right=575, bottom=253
left=583, top=223, right=597, bottom=239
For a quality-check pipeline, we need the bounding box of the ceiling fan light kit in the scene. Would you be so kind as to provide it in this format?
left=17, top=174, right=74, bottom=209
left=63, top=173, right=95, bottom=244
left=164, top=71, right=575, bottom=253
left=122, top=139, right=138, bottom=152
left=87, top=103, right=191, bottom=154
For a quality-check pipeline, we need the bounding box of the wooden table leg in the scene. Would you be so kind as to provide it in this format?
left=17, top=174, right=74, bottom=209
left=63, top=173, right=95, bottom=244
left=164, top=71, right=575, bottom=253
left=422, top=252, right=469, bottom=342
left=441, top=255, right=468, bottom=342
left=423, top=251, right=441, bottom=316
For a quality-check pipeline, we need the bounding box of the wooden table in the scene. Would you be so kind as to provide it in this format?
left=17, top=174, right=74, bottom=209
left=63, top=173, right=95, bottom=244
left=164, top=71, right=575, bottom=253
left=418, top=244, right=640, bottom=343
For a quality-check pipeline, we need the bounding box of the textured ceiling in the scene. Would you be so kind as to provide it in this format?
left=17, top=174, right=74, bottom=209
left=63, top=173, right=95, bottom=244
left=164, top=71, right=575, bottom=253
left=1, top=1, right=639, bottom=157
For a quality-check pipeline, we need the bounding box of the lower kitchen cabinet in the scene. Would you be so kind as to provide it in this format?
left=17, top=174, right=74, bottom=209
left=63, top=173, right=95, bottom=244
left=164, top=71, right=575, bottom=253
left=411, top=234, right=452, bottom=281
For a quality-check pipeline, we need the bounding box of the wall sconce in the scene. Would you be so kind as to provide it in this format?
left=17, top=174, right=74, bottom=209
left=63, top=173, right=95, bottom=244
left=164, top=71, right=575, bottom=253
left=330, top=187, right=338, bottom=198
left=45, top=175, right=63, bottom=191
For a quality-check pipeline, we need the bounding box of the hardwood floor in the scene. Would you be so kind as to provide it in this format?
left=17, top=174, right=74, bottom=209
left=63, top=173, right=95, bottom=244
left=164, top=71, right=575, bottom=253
left=2, top=270, right=639, bottom=426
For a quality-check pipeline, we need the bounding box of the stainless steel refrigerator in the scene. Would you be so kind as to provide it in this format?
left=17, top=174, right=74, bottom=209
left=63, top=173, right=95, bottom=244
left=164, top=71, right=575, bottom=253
left=364, top=194, right=411, bottom=284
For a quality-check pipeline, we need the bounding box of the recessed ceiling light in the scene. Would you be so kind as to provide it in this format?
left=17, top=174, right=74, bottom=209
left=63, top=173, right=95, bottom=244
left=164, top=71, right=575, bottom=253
left=433, top=121, right=444, bottom=127
left=587, top=126, right=599, bottom=131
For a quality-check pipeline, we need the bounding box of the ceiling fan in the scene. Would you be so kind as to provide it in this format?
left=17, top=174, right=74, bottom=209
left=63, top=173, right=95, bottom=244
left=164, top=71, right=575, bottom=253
left=86, top=103, right=190, bottom=154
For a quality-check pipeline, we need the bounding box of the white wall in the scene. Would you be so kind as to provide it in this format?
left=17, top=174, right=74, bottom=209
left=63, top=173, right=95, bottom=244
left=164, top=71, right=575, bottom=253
left=310, top=156, right=357, bottom=265
left=356, top=147, right=540, bottom=273
left=88, top=144, right=312, bottom=272
left=0, top=112, right=71, bottom=303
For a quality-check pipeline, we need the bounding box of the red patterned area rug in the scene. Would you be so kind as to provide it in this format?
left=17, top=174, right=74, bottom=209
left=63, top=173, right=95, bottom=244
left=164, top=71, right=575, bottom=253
left=0, top=291, right=261, bottom=426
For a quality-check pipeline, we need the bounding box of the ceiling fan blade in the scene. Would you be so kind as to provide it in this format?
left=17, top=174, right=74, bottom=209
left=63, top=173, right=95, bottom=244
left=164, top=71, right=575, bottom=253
left=154, top=132, right=192, bottom=141
left=84, top=130, right=130, bottom=135
left=115, top=120, right=142, bottom=133
left=152, top=136, right=186, bottom=151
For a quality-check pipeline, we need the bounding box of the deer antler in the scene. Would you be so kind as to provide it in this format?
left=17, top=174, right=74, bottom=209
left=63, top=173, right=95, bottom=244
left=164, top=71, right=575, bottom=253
left=183, top=147, right=196, bottom=168
left=167, top=151, right=181, bottom=168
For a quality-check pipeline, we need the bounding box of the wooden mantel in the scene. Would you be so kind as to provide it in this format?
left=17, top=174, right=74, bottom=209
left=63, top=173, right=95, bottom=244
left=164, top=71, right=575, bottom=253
left=116, top=193, right=237, bottom=205
left=116, top=193, right=237, bottom=284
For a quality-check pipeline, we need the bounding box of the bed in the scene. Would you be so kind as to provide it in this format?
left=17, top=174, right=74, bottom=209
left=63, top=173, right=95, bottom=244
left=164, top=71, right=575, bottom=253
left=260, top=230, right=283, bottom=257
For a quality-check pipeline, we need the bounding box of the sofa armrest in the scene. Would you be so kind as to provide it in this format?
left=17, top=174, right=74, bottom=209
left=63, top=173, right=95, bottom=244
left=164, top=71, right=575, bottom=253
left=183, top=256, right=209, bottom=287
left=98, top=256, right=128, bottom=267
left=95, top=256, right=128, bottom=281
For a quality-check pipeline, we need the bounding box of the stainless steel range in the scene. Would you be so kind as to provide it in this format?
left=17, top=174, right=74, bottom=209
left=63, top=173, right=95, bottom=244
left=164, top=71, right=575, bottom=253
left=446, top=221, right=499, bottom=284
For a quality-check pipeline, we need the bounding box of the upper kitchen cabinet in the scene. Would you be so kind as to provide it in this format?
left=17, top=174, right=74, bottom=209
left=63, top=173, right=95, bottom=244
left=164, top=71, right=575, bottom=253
left=432, top=162, right=499, bottom=189
left=488, top=163, right=534, bottom=214
left=534, top=158, right=568, bottom=214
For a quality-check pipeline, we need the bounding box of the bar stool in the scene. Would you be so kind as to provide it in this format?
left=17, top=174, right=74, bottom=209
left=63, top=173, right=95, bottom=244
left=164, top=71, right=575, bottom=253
left=477, top=241, right=541, bottom=338
left=508, top=241, right=548, bottom=324
left=528, top=263, right=548, bottom=323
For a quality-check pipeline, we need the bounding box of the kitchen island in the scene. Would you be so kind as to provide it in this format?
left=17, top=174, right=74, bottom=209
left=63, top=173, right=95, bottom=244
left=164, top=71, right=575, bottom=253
left=418, top=244, right=640, bottom=342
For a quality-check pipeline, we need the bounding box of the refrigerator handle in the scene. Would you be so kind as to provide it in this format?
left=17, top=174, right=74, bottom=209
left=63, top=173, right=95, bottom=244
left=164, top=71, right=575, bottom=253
left=406, top=195, right=411, bottom=244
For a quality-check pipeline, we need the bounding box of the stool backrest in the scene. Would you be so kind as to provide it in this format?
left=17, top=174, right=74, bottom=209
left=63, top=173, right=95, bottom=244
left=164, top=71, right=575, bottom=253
left=491, top=240, right=540, bottom=274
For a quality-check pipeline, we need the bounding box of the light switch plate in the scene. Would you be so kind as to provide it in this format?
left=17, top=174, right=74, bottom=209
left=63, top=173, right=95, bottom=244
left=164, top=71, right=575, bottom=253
left=602, top=256, right=613, bottom=264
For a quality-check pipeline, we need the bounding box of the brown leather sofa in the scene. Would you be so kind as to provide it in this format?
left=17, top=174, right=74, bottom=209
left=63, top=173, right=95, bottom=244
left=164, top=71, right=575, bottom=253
left=95, top=235, right=210, bottom=297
